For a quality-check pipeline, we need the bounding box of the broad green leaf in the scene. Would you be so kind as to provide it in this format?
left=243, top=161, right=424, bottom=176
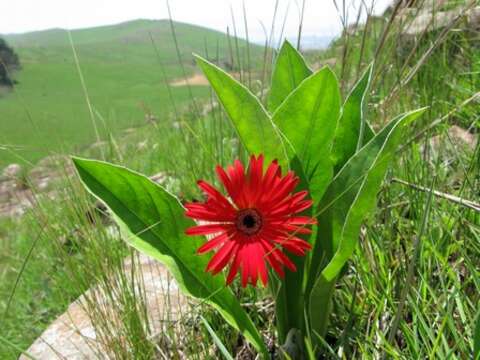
left=274, top=157, right=312, bottom=343
left=268, top=40, right=312, bottom=113
left=72, top=158, right=268, bottom=357
left=273, top=66, right=341, bottom=203
left=308, top=108, right=427, bottom=338
left=195, top=54, right=286, bottom=165
left=363, top=120, right=376, bottom=144
left=332, top=64, right=373, bottom=172
left=270, top=65, right=340, bottom=342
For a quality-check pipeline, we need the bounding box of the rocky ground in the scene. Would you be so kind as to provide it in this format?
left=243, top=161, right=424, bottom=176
left=0, top=153, right=191, bottom=359
left=0, top=155, right=74, bottom=218
left=20, top=253, right=189, bottom=359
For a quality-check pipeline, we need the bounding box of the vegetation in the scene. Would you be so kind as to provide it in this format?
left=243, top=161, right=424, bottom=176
left=0, top=1, right=479, bottom=359
left=0, top=38, right=20, bottom=87
left=0, top=19, right=262, bottom=167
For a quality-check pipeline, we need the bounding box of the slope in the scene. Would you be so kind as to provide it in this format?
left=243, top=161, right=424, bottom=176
left=0, top=19, right=260, bottom=167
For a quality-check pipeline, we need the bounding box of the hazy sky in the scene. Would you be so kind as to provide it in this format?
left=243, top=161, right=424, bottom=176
left=0, top=0, right=393, bottom=40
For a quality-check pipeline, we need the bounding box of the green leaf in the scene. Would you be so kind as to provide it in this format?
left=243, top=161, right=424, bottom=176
left=194, top=54, right=286, bottom=165
left=331, top=64, right=373, bottom=172
left=271, top=70, right=340, bottom=342
left=72, top=157, right=268, bottom=357
left=308, top=108, right=427, bottom=338
left=274, top=157, right=312, bottom=343
left=363, top=120, right=376, bottom=144
left=475, top=310, right=480, bottom=360
left=201, top=316, right=235, bottom=360
left=272, top=66, right=341, bottom=203
left=304, top=337, right=316, bottom=360
left=268, top=41, right=312, bottom=113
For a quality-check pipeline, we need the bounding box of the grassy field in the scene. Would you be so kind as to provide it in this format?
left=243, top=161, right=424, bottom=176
left=0, top=19, right=261, bottom=167
left=0, top=1, right=479, bottom=359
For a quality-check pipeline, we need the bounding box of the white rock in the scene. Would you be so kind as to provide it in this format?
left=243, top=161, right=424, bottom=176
left=401, top=6, right=480, bottom=36
left=2, top=163, right=22, bottom=178
left=21, top=254, right=188, bottom=359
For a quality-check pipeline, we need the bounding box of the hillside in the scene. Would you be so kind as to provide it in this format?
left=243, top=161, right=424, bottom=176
left=1, top=2, right=479, bottom=359
left=0, top=19, right=261, bottom=167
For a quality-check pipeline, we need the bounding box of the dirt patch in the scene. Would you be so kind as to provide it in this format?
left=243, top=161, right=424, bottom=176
left=170, top=73, right=209, bottom=87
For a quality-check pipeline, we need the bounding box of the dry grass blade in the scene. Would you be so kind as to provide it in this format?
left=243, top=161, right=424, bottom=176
left=392, top=177, right=480, bottom=212
left=402, top=91, right=480, bottom=150
left=68, top=31, right=102, bottom=158
left=380, top=0, right=478, bottom=110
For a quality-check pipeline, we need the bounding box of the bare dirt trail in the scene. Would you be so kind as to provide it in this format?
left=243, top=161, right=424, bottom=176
left=169, top=73, right=209, bottom=87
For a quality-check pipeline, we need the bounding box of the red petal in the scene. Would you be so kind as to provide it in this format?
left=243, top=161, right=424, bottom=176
left=197, top=232, right=231, bottom=254
left=245, top=249, right=257, bottom=286
left=260, top=172, right=299, bottom=208
left=262, top=160, right=280, bottom=191
left=287, top=237, right=312, bottom=250
left=281, top=224, right=313, bottom=234
left=287, top=216, right=317, bottom=225
left=246, top=242, right=261, bottom=287
left=241, top=256, right=249, bottom=288
left=273, top=247, right=296, bottom=272
left=185, top=224, right=228, bottom=236
left=252, top=242, right=268, bottom=286
left=268, top=191, right=308, bottom=215
left=281, top=242, right=306, bottom=256
left=259, top=240, right=285, bottom=278
left=276, top=236, right=312, bottom=256
left=216, top=165, right=239, bottom=205
left=206, top=241, right=237, bottom=274
left=258, top=253, right=268, bottom=286
left=185, top=205, right=234, bottom=222
left=260, top=237, right=296, bottom=272
left=197, top=180, right=235, bottom=211
left=267, top=202, right=299, bottom=218
left=227, top=160, right=248, bottom=208
left=291, top=200, right=314, bottom=214
left=247, top=154, right=264, bottom=205
left=226, top=251, right=241, bottom=285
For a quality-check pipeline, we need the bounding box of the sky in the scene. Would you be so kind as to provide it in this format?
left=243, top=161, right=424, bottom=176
left=0, top=0, right=393, bottom=41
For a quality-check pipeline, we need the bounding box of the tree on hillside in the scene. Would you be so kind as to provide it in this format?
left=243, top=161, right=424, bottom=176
left=0, top=38, right=20, bottom=87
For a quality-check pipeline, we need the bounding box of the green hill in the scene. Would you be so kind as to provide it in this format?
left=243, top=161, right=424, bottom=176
left=0, top=19, right=259, bottom=167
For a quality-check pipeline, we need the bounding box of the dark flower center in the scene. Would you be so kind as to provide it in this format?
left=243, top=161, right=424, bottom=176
left=235, top=208, right=262, bottom=236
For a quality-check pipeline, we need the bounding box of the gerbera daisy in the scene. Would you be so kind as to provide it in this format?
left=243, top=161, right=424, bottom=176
left=184, top=154, right=316, bottom=287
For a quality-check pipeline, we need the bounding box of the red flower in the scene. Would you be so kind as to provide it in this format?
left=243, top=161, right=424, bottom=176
left=184, top=154, right=316, bottom=287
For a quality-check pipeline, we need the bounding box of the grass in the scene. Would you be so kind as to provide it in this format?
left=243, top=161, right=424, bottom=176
left=0, top=19, right=262, bottom=167
left=0, top=0, right=479, bottom=359
left=0, top=213, right=87, bottom=357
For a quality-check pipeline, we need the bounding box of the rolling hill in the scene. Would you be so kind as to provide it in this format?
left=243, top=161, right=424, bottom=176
left=0, top=19, right=260, bottom=167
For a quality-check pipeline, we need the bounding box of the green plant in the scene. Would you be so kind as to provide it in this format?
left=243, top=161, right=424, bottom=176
left=71, top=40, right=426, bottom=358
left=475, top=310, right=480, bottom=360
